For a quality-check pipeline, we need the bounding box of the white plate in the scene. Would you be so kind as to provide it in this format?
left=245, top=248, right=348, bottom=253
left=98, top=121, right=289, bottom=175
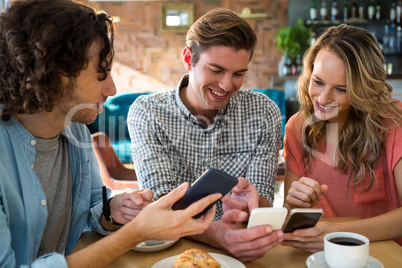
left=151, top=253, right=245, bottom=268
left=306, top=251, right=384, bottom=268
left=132, top=240, right=177, bottom=253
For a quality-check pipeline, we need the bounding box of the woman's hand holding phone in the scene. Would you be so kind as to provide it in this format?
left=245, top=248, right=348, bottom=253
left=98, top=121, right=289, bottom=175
left=281, top=208, right=323, bottom=232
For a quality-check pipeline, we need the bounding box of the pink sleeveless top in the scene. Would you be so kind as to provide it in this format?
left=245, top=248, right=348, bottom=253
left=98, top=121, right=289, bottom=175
left=283, top=100, right=402, bottom=245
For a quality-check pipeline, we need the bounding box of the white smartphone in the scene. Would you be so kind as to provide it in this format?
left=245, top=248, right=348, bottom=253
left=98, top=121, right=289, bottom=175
left=247, top=207, right=288, bottom=229
left=281, top=208, right=323, bottom=233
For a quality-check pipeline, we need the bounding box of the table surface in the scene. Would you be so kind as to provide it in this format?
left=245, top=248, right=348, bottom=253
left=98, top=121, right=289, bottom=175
left=73, top=217, right=402, bottom=267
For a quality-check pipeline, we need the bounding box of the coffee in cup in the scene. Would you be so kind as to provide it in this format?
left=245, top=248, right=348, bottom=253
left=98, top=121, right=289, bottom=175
left=324, top=232, right=369, bottom=268
left=328, top=237, right=365, bottom=246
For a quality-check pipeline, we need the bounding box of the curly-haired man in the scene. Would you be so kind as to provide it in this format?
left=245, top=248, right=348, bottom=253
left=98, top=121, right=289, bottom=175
left=0, top=1, right=220, bottom=267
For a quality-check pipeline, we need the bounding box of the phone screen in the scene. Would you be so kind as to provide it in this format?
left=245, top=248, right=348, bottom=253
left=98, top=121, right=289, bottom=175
left=172, top=168, right=238, bottom=218
left=282, top=209, right=323, bottom=233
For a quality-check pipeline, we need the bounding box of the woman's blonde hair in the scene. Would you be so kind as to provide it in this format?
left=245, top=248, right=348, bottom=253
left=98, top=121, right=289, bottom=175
left=297, top=24, right=402, bottom=191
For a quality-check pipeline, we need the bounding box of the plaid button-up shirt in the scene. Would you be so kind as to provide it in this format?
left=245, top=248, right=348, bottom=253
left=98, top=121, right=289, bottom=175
left=128, top=75, right=282, bottom=219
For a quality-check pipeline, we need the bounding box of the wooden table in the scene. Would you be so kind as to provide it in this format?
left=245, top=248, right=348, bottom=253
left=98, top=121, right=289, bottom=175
left=73, top=217, right=402, bottom=267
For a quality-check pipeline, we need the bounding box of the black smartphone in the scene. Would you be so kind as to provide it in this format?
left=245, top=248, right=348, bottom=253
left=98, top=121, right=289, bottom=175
left=172, top=168, right=238, bottom=218
left=282, top=208, right=323, bottom=233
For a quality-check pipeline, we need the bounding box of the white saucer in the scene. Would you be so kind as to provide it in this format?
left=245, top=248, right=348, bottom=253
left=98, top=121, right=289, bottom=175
left=151, top=253, right=245, bottom=268
left=306, top=251, right=384, bottom=268
left=132, top=240, right=177, bottom=253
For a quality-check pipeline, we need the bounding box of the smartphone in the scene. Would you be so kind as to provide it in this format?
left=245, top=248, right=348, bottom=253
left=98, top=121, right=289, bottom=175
left=172, top=168, right=238, bottom=218
left=281, top=208, right=323, bottom=233
left=247, top=207, right=288, bottom=229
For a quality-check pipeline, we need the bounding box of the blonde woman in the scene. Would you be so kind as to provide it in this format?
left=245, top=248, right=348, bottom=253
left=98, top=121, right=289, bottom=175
left=282, top=24, right=402, bottom=252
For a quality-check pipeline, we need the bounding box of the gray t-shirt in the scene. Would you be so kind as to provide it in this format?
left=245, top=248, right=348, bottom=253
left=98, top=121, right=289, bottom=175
left=34, top=134, right=72, bottom=257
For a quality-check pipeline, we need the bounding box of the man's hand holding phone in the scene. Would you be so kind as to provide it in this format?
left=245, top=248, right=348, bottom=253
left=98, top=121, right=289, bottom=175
left=247, top=207, right=288, bottom=229
left=247, top=207, right=323, bottom=232
left=180, top=171, right=285, bottom=262
left=221, top=177, right=260, bottom=218
left=172, top=168, right=238, bottom=218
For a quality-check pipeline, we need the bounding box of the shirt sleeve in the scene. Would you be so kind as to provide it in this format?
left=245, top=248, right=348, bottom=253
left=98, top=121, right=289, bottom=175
left=127, top=98, right=179, bottom=199
left=88, top=149, right=113, bottom=236
left=0, top=197, right=17, bottom=267
left=283, top=113, right=305, bottom=178
left=32, top=253, right=68, bottom=268
left=245, top=100, right=282, bottom=204
left=0, top=196, right=68, bottom=268
left=388, top=100, right=402, bottom=171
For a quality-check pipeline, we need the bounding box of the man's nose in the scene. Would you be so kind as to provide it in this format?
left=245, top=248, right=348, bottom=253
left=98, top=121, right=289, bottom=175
left=219, top=73, right=234, bottom=92
left=104, top=73, right=117, bottom=97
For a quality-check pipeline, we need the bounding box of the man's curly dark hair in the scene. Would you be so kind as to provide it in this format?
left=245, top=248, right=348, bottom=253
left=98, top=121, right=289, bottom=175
left=0, top=0, right=115, bottom=121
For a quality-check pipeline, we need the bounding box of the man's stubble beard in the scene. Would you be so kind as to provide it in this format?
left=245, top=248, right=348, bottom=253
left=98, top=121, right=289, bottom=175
left=58, top=77, right=98, bottom=126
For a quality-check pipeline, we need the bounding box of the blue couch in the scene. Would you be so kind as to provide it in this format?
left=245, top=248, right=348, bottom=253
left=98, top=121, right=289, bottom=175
left=87, top=92, right=153, bottom=162
left=250, top=89, right=286, bottom=142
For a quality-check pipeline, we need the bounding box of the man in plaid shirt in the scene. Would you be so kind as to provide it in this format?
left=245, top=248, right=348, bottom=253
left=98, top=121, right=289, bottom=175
left=128, top=8, right=283, bottom=262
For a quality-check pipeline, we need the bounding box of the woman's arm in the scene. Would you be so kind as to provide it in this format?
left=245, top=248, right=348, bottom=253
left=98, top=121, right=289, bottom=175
left=394, top=158, right=402, bottom=201
left=332, top=158, right=402, bottom=241
left=283, top=169, right=328, bottom=210
left=283, top=168, right=300, bottom=209
left=342, top=158, right=402, bottom=241
left=282, top=159, right=402, bottom=252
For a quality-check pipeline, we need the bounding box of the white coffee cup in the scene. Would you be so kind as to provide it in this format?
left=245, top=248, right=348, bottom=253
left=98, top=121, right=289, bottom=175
left=324, top=232, right=369, bottom=268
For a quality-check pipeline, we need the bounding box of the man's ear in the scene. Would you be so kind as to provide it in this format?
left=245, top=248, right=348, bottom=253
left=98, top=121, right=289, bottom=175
left=182, top=47, right=192, bottom=71
left=59, top=74, right=69, bottom=96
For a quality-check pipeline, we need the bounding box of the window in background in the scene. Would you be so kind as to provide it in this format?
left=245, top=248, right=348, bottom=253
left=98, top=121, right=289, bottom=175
left=160, top=3, right=194, bottom=33
left=166, top=10, right=188, bottom=26
left=0, top=0, right=5, bottom=11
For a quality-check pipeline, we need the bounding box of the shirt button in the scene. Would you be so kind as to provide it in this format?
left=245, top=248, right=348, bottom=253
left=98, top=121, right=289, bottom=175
left=40, top=200, right=47, bottom=206
left=30, top=164, right=34, bottom=169
left=31, top=139, right=36, bottom=146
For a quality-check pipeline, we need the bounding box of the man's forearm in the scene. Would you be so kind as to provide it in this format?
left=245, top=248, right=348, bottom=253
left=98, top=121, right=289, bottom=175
left=66, top=225, right=142, bottom=268
left=187, top=221, right=221, bottom=248
left=259, top=195, right=272, bottom=207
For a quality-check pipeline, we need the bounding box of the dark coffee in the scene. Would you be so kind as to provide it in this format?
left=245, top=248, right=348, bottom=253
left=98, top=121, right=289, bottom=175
left=329, top=237, right=365, bottom=246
